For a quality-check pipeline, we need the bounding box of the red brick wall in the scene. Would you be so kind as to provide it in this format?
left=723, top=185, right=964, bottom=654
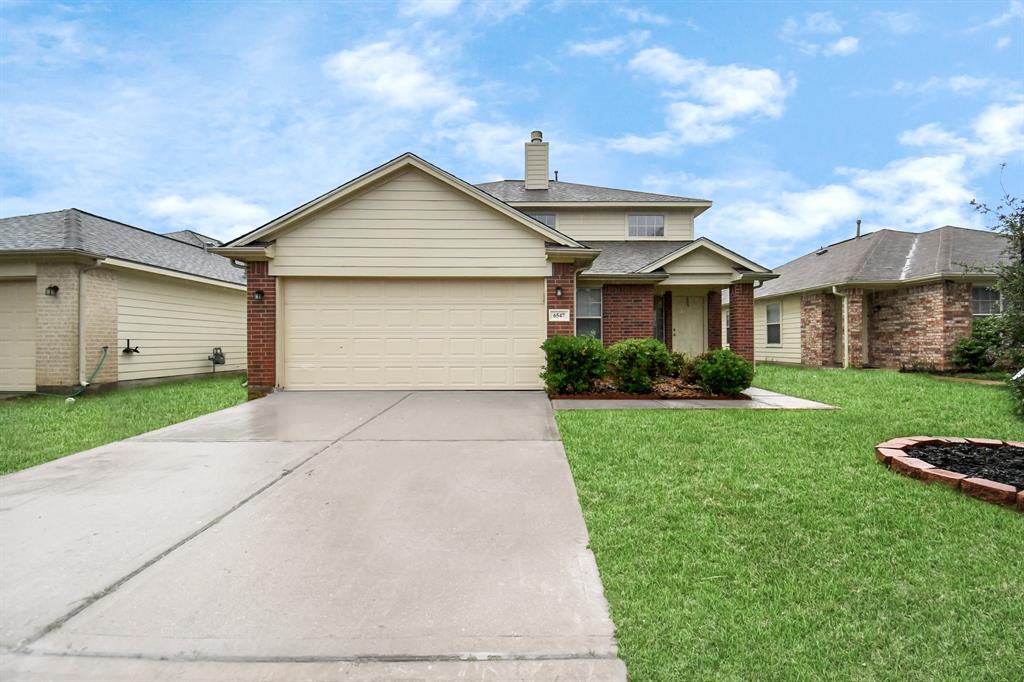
left=663, top=292, right=673, bottom=351
left=546, top=263, right=575, bottom=337
left=801, top=293, right=836, bottom=366
left=246, top=261, right=276, bottom=390
left=602, top=284, right=655, bottom=346
left=727, top=283, right=754, bottom=361
left=707, top=290, right=722, bottom=350
left=868, top=281, right=971, bottom=370
left=846, top=289, right=866, bottom=368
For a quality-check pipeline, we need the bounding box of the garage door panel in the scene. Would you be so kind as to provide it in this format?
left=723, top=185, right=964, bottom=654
left=282, top=278, right=544, bottom=389
left=0, top=280, right=37, bottom=391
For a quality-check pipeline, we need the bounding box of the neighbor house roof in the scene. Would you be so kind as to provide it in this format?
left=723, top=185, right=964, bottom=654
left=475, top=180, right=710, bottom=205
left=164, top=229, right=222, bottom=248
left=0, top=209, right=245, bottom=285
left=736, top=225, right=1008, bottom=302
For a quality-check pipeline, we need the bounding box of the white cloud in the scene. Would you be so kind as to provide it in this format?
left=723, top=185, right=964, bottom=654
left=399, top=0, right=461, bottom=18
left=323, top=41, right=476, bottom=123
left=997, top=36, right=1012, bottom=48
left=473, top=0, right=530, bottom=21
left=642, top=102, right=1013, bottom=263
left=614, top=47, right=793, bottom=150
left=971, top=0, right=1024, bottom=30
left=567, top=30, right=649, bottom=56
left=823, top=36, right=859, bottom=56
left=781, top=12, right=859, bottom=56
left=149, top=194, right=272, bottom=240
left=892, top=74, right=1016, bottom=96
left=613, top=6, right=672, bottom=26
left=871, top=11, right=921, bottom=34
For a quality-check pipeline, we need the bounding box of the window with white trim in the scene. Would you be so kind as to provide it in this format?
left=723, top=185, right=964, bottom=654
left=766, top=302, right=782, bottom=345
left=576, top=287, right=603, bottom=339
left=628, top=214, right=664, bottom=237
left=971, top=286, right=1001, bottom=316
left=528, top=213, right=557, bottom=229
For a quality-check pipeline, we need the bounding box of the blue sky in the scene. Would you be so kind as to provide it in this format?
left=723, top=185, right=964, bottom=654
left=1, top=0, right=1022, bottom=266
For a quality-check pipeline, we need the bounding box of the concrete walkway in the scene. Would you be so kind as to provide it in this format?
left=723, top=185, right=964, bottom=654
left=1, top=391, right=624, bottom=681
left=552, top=386, right=834, bottom=411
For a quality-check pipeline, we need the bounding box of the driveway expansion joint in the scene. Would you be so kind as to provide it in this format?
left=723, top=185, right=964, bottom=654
left=15, top=392, right=413, bottom=651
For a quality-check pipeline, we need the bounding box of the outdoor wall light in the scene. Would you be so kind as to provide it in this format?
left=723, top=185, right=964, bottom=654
left=253, top=290, right=265, bottom=301
left=45, top=285, right=59, bottom=296
left=555, top=286, right=564, bottom=298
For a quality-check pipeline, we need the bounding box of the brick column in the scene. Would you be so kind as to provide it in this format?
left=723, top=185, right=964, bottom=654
left=727, top=283, right=754, bottom=361
left=942, top=281, right=972, bottom=370
left=546, top=263, right=575, bottom=337
left=801, top=293, right=836, bottom=366
left=663, top=291, right=673, bottom=351
left=246, top=261, right=276, bottom=396
left=707, top=290, right=722, bottom=350
left=845, top=288, right=866, bottom=368
left=603, top=284, right=655, bottom=346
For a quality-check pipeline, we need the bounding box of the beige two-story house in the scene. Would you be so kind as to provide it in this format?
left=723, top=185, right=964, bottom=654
left=216, top=132, right=776, bottom=393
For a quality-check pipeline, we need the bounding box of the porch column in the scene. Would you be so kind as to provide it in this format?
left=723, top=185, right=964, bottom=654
left=247, top=261, right=277, bottom=396
left=727, top=283, right=754, bottom=362
left=707, top=290, right=722, bottom=350
left=546, top=262, right=576, bottom=337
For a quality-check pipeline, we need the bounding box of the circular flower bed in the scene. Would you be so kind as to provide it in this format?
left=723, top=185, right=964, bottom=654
left=875, top=437, right=1024, bottom=512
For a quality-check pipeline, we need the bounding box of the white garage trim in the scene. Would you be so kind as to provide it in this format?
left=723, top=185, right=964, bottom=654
left=280, top=278, right=545, bottom=390
left=0, top=279, right=37, bottom=391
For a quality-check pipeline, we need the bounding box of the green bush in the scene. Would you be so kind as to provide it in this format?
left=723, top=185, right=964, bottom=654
left=952, top=316, right=1004, bottom=372
left=669, top=351, right=698, bottom=383
left=693, top=348, right=754, bottom=396
left=607, top=338, right=673, bottom=393
left=540, top=335, right=607, bottom=394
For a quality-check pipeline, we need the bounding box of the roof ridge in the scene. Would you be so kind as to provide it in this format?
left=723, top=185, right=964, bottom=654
left=72, top=208, right=214, bottom=251
left=63, top=208, right=84, bottom=250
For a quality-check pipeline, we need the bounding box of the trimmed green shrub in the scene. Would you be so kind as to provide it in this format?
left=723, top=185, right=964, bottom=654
left=669, top=351, right=698, bottom=383
left=540, top=335, right=607, bottom=394
left=694, top=348, right=754, bottom=396
left=952, top=316, right=1004, bottom=372
left=607, top=338, right=673, bottom=393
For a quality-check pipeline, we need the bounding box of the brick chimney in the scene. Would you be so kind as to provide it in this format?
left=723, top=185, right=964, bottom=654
left=524, top=130, right=549, bottom=190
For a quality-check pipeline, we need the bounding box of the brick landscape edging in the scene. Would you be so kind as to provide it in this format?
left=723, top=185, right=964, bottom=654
left=875, top=436, right=1024, bottom=512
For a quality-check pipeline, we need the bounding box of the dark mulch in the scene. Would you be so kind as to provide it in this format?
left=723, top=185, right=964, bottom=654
left=908, top=443, right=1024, bottom=490
left=553, top=377, right=751, bottom=401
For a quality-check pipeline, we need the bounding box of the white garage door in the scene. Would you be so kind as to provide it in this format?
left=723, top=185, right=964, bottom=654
left=282, top=278, right=545, bottom=389
left=0, top=280, right=37, bottom=392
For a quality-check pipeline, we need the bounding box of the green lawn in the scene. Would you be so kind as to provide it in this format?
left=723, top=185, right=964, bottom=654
left=0, top=375, right=247, bottom=475
left=557, top=365, right=1024, bottom=681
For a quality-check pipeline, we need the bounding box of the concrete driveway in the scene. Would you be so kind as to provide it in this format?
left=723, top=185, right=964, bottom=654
left=0, top=391, right=624, bottom=681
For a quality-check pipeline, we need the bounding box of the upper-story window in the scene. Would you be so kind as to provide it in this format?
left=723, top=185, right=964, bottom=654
left=971, top=286, right=1001, bottom=316
left=529, top=213, right=557, bottom=229
left=628, top=214, right=664, bottom=238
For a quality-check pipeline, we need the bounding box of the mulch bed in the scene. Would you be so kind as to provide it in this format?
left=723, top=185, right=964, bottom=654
left=908, top=442, right=1024, bottom=490
left=553, top=377, right=751, bottom=401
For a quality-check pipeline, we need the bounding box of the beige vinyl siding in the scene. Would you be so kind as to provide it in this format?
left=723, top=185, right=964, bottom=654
left=116, top=272, right=245, bottom=381
left=754, top=295, right=801, bottom=364
left=270, top=170, right=549, bottom=277
left=546, top=207, right=695, bottom=241
left=281, top=278, right=545, bottom=390
left=0, top=279, right=37, bottom=391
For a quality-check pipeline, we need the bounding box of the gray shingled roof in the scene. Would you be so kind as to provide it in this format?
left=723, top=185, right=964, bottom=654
left=164, top=229, right=222, bottom=248
left=581, top=241, right=693, bottom=275
left=0, top=209, right=245, bottom=285
left=475, top=180, right=708, bottom=204
left=749, top=225, right=1008, bottom=300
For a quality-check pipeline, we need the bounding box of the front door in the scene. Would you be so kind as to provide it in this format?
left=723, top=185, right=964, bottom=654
left=672, top=295, right=706, bottom=357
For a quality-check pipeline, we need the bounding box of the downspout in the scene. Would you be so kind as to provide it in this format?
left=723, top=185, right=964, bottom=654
left=832, top=286, right=849, bottom=369
left=78, top=260, right=105, bottom=386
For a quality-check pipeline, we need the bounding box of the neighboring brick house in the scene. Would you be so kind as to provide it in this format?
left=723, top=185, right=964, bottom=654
left=0, top=209, right=246, bottom=392
left=214, top=132, right=776, bottom=393
left=721, top=225, right=1009, bottom=370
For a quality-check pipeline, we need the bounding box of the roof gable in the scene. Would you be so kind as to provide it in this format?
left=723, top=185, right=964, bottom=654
left=225, top=153, right=583, bottom=249
left=639, top=238, right=771, bottom=274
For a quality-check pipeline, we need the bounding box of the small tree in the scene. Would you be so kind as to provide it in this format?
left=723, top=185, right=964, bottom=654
left=971, top=191, right=1023, bottom=415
